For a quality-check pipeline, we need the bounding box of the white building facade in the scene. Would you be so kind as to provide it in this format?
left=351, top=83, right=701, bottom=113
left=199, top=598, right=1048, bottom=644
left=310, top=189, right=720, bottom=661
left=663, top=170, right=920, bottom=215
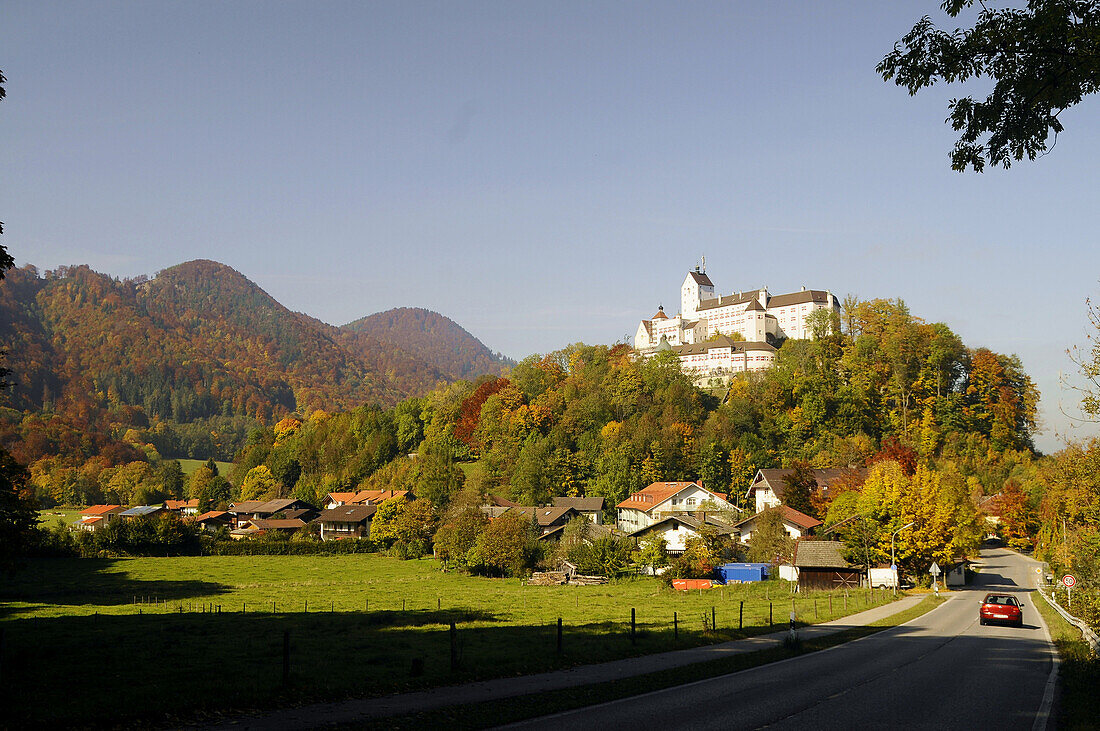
left=635, top=266, right=840, bottom=377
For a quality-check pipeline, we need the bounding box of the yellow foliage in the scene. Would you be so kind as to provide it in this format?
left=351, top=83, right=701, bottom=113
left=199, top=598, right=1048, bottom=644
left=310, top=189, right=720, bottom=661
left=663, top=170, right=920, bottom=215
left=601, top=421, right=623, bottom=442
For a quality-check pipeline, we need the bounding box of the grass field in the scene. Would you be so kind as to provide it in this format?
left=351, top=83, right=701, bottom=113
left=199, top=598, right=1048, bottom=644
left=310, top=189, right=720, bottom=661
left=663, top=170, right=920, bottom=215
left=178, top=458, right=235, bottom=477
left=0, top=555, right=900, bottom=726
left=36, top=507, right=85, bottom=527
left=1030, top=590, right=1099, bottom=730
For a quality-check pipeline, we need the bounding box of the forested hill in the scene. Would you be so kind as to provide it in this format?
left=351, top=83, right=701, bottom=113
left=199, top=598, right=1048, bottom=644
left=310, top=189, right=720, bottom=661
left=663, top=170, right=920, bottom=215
left=0, top=260, right=504, bottom=441
left=342, top=307, right=512, bottom=381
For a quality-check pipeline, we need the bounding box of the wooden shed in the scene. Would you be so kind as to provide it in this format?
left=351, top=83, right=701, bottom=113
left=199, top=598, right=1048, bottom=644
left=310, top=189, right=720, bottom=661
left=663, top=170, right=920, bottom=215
left=793, top=540, right=861, bottom=591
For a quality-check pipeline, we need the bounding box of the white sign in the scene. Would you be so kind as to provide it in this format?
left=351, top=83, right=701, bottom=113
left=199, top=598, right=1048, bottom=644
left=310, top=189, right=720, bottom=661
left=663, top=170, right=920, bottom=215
left=929, top=562, right=941, bottom=576
left=1062, top=574, right=1077, bottom=588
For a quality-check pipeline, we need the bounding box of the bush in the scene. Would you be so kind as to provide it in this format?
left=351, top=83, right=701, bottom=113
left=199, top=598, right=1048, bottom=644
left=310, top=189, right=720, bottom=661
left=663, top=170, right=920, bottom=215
left=201, top=536, right=378, bottom=556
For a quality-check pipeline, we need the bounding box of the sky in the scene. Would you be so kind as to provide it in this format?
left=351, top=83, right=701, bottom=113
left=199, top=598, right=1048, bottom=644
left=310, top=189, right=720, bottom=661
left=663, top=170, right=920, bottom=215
left=3, top=1, right=1099, bottom=452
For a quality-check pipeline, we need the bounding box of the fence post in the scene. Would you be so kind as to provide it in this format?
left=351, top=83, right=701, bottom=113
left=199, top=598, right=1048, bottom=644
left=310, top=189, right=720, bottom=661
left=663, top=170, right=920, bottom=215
left=450, top=621, right=459, bottom=670
left=769, top=602, right=772, bottom=626
left=304, top=600, right=308, bottom=613
left=674, top=612, right=678, bottom=640
left=631, top=608, right=636, bottom=644
left=814, top=598, right=818, bottom=619
left=282, top=629, right=290, bottom=685
left=557, top=618, right=563, bottom=654
left=829, top=594, right=833, bottom=614
left=712, top=606, right=716, bottom=632
left=739, top=601, right=744, bottom=630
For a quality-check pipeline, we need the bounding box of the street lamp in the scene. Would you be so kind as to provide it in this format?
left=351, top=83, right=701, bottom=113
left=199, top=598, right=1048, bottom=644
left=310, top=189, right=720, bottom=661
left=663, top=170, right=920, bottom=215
left=891, top=522, right=916, bottom=593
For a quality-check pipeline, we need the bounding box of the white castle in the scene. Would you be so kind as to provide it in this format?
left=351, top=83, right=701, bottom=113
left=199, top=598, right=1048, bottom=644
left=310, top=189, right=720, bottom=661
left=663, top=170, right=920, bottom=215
left=634, top=262, right=840, bottom=379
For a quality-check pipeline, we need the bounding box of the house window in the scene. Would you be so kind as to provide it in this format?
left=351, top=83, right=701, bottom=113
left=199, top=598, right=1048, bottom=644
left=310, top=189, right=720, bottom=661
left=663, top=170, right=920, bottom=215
left=687, top=498, right=696, bottom=507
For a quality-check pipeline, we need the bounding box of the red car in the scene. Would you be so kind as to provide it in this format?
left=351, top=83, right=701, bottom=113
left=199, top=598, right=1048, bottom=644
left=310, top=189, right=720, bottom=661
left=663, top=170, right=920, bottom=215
left=979, top=593, right=1024, bottom=627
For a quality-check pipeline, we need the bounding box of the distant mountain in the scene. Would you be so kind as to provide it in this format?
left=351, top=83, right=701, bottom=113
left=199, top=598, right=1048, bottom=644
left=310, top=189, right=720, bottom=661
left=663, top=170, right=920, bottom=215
left=0, top=260, right=507, bottom=425
left=342, top=307, right=512, bottom=381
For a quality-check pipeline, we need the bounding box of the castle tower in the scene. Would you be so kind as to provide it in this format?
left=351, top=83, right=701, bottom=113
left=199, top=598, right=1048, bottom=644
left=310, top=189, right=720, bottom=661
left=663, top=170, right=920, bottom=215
left=681, top=267, right=715, bottom=320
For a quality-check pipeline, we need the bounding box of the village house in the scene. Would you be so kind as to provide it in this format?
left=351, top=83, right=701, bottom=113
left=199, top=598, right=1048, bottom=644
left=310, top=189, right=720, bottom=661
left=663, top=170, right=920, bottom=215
left=74, top=504, right=123, bottom=532
left=734, top=505, right=822, bottom=543
left=319, top=505, right=377, bottom=541
left=616, top=481, right=739, bottom=533
left=505, top=506, right=581, bottom=536
left=628, top=514, right=739, bottom=555
left=537, top=520, right=615, bottom=543
left=552, top=496, right=606, bottom=525
left=323, top=489, right=413, bottom=509
left=789, top=540, right=861, bottom=591
left=119, top=505, right=168, bottom=521
left=228, top=498, right=318, bottom=528
left=192, top=510, right=231, bottom=532
left=164, top=499, right=200, bottom=516
left=746, top=467, right=866, bottom=514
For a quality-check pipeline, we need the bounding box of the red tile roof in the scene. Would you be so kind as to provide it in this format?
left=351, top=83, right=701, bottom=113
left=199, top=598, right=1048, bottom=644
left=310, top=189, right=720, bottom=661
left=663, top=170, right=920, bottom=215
left=81, top=504, right=122, bottom=516
left=735, top=505, right=822, bottom=531
left=325, top=492, right=359, bottom=504
left=616, top=482, right=703, bottom=511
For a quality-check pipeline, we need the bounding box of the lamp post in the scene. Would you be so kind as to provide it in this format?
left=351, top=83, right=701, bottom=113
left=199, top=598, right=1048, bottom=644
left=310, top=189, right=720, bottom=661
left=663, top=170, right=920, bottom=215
left=891, top=522, right=916, bottom=594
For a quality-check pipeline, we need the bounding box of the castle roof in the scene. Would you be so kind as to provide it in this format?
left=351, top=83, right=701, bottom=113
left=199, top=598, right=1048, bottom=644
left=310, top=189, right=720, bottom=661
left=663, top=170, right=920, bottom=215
left=652, top=306, right=668, bottom=320
left=768, top=289, right=835, bottom=308
left=673, top=337, right=777, bottom=356
left=696, top=290, right=763, bottom=312
left=688, top=271, right=714, bottom=287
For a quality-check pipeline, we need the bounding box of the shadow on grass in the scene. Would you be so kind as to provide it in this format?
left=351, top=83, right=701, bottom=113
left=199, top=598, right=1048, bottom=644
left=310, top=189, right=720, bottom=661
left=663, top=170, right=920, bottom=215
left=0, top=558, right=231, bottom=610
left=0, top=606, right=768, bottom=727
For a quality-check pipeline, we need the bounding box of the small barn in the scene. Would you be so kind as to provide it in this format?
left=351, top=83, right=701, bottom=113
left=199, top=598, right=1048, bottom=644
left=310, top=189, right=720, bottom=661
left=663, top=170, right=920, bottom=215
left=792, top=540, right=861, bottom=591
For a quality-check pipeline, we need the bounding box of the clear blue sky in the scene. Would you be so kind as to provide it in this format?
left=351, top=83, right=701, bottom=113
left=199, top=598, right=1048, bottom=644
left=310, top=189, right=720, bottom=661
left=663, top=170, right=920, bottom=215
left=3, top=1, right=1099, bottom=451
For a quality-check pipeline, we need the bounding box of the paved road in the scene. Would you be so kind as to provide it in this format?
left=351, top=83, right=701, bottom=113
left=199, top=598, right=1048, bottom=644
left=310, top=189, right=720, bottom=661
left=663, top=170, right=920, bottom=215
left=505, top=548, right=1058, bottom=731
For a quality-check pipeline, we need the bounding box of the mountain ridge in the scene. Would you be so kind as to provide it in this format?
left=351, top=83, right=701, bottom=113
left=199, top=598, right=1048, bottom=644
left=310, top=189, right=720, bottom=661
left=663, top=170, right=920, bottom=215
left=0, top=260, right=510, bottom=426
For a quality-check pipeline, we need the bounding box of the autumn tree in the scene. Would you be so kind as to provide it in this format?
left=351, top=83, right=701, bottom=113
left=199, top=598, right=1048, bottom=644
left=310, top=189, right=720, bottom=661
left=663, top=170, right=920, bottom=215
left=433, top=489, right=489, bottom=569
left=783, top=462, right=818, bottom=517
left=746, top=508, right=795, bottom=564
left=634, top=532, right=669, bottom=575
left=879, top=1, right=1100, bottom=171
left=370, top=498, right=437, bottom=558
left=1067, top=294, right=1100, bottom=421
left=998, top=478, right=1037, bottom=551
left=240, top=465, right=279, bottom=501
left=468, top=510, right=540, bottom=577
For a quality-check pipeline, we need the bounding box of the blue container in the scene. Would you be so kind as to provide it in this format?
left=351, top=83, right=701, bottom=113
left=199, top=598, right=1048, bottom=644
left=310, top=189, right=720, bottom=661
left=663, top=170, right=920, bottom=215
left=715, top=562, right=771, bottom=584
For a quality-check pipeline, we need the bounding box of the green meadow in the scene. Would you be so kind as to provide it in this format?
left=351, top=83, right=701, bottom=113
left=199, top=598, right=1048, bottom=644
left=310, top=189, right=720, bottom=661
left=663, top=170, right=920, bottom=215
left=177, top=458, right=235, bottom=477
left=36, top=507, right=85, bottom=526
left=0, top=555, right=898, bottom=726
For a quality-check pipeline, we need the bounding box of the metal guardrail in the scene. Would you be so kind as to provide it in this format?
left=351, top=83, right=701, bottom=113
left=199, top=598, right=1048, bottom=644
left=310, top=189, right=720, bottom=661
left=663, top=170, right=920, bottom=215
left=1037, top=585, right=1100, bottom=655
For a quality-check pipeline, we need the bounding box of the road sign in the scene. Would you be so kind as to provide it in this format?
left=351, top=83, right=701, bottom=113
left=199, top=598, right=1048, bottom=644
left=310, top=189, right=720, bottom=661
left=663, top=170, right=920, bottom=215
left=929, top=562, right=941, bottom=576
left=1062, top=574, right=1077, bottom=588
